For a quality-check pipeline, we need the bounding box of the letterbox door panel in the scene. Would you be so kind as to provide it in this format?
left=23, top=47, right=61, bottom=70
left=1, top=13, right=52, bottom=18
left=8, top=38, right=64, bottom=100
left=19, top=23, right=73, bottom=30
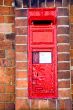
left=28, top=8, right=57, bottom=99
left=31, top=27, right=54, bottom=44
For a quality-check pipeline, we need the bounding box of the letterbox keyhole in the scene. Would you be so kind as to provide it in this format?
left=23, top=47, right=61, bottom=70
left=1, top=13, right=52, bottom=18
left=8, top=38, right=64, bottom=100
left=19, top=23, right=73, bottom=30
left=32, top=20, right=53, bottom=25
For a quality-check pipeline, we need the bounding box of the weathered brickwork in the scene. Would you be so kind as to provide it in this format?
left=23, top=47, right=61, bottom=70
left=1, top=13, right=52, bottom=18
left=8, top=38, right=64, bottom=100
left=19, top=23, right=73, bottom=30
left=70, top=0, right=73, bottom=109
left=0, top=0, right=15, bottom=110
left=15, top=0, right=71, bottom=110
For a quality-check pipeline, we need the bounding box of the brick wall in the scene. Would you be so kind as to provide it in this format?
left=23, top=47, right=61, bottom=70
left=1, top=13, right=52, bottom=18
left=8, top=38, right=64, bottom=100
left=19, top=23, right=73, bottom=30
left=70, top=0, right=73, bottom=109
left=15, top=0, right=72, bottom=110
left=0, top=0, right=15, bottom=110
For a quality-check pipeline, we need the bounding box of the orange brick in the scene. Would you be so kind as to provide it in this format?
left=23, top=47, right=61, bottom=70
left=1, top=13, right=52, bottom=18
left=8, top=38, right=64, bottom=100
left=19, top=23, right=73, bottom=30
left=16, top=99, right=30, bottom=110
left=5, top=85, right=15, bottom=93
left=16, top=80, right=28, bottom=88
left=16, top=62, right=27, bottom=70
left=16, top=52, right=27, bottom=61
left=16, top=71, right=27, bottom=78
left=5, top=103, right=15, bottom=110
left=16, top=45, right=27, bottom=52
left=10, top=94, right=15, bottom=102
left=16, top=89, right=27, bottom=97
left=4, top=0, right=13, bottom=6
left=31, top=99, right=39, bottom=109
left=58, top=81, right=70, bottom=88
left=58, top=89, right=71, bottom=98
left=39, top=100, right=48, bottom=109
left=0, top=16, right=4, bottom=23
left=70, top=49, right=73, bottom=59
left=5, top=16, right=14, bottom=23
left=0, top=103, right=5, bottom=110
left=0, top=85, right=5, bottom=93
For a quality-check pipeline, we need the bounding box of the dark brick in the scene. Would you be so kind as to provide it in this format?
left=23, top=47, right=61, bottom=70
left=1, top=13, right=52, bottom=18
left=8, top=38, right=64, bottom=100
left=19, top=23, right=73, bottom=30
left=57, top=17, right=69, bottom=25
left=5, top=103, right=15, bottom=110
left=58, top=8, right=69, bottom=16
left=57, top=27, right=69, bottom=34
left=6, top=33, right=15, bottom=41
left=58, top=71, right=70, bottom=79
left=15, top=9, right=28, bottom=17
left=62, top=0, right=69, bottom=7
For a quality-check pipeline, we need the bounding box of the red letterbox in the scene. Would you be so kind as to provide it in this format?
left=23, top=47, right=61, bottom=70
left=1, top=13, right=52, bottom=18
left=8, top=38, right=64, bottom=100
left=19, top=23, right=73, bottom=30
left=28, top=8, right=57, bottom=98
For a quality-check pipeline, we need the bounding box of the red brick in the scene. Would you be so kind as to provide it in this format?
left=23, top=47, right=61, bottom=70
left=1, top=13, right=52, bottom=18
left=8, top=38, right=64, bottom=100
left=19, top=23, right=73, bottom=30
left=0, top=41, right=12, bottom=49
left=58, top=81, right=70, bottom=88
left=0, top=16, right=4, bottom=23
left=16, top=99, right=30, bottom=110
left=58, top=45, right=70, bottom=52
left=16, top=52, right=27, bottom=61
left=16, top=89, right=27, bottom=97
left=5, top=85, right=15, bottom=93
left=15, top=19, right=27, bottom=26
left=0, top=86, right=5, bottom=93
left=58, top=71, right=70, bottom=79
left=57, top=36, right=69, bottom=43
left=5, top=16, right=14, bottom=23
left=58, top=63, right=70, bottom=70
left=58, top=89, right=71, bottom=98
left=0, top=94, right=11, bottom=102
left=0, top=7, right=10, bottom=15
left=16, top=36, right=27, bottom=44
left=16, top=45, right=27, bottom=52
left=4, top=0, right=13, bottom=6
left=16, top=80, right=28, bottom=88
left=10, top=94, right=15, bottom=102
left=16, top=71, right=27, bottom=78
left=0, top=50, right=5, bottom=58
left=16, top=62, right=27, bottom=70
left=5, top=103, right=15, bottom=110
left=0, top=0, right=3, bottom=5
left=58, top=54, right=70, bottom=61
left=16, top=27, right=27, bottom=35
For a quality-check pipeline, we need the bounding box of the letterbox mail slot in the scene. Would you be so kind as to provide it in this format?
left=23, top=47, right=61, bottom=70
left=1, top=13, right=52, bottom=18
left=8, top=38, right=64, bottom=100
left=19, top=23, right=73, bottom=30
left=28, top=8, right=58, bottom=99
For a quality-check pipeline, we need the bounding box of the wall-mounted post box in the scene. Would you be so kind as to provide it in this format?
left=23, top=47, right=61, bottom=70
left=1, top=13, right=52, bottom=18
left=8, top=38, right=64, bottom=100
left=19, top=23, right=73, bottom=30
left=28, top=8, right=57, bottom=98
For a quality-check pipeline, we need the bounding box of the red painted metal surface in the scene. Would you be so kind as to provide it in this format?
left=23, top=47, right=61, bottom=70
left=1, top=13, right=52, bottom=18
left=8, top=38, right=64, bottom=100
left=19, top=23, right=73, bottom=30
left=28, top=8, right=57, bottom=98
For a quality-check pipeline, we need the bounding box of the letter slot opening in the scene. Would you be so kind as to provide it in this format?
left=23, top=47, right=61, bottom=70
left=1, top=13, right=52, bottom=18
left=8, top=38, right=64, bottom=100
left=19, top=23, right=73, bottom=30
left=32, top=20, right=53, bottom=25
